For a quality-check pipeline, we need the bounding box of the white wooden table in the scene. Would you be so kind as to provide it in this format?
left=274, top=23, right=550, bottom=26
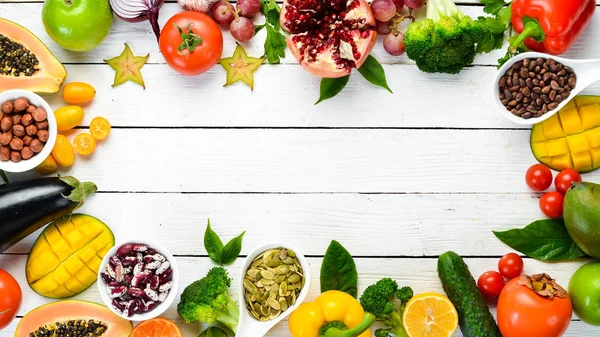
left=2, top=1, right=600, bottom=336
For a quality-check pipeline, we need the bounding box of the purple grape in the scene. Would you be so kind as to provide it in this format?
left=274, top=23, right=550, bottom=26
left=404, top=0, right=425, bottom=9
left=384, top=32, right=406, bottom=56
left=371, top=0, right=396, bottom=22
left=237, top=0, right=261, bottom=17
left=230, top=17, right=255, bottom=42
left=211, top=1, right=235, bottom=26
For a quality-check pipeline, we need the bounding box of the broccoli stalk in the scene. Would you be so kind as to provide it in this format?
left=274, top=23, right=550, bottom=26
left=359, top=279, right=414, bottom=337
left=405, top=0, right=508, bottom=74
left=177, top=267, right=240, bottom=333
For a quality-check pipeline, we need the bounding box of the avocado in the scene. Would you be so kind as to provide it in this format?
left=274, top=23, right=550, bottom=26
left=564, top=182, right=600, bottom=258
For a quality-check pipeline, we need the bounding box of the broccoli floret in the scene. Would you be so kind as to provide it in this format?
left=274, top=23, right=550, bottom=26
left=359, top=279, right=414, bottom=337
left=405, top=0, right=507, bottom=74
left=177, top=267, right=239, bottom=332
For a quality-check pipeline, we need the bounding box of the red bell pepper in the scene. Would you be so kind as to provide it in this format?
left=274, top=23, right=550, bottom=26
left=510, top=0, right=596, bottom=55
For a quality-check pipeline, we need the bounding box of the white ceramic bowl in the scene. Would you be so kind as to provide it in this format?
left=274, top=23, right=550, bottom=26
left=236, top=243, right=311, bottom=337
left=97, top=239, right=179, bottom=321
left=0, top=89, right=57, bottom=172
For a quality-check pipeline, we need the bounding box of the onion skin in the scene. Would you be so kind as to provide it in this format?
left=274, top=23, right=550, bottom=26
left=109, top=0, right=165, bottom=41
left=178, top=0, right=220, bottom=13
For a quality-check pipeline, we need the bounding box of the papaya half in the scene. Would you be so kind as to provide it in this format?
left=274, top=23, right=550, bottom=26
left=531, top=96, right=600, bottom=172
left=0, top=18, right=66, bottom=93
left=14, top=300, right=133, bottom=337
left=26, top=214, right=114, bottom=298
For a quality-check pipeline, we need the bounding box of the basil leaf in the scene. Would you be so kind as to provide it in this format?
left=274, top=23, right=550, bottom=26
left=220, top=231, right=245, bottom=265
left=320, top=240, right=358, bottom=297
left=204, top=220, right=224, bottom=263
left=316, top=76, right=350, bottom=105
left=493, top=219, right=587, bottom=261
left=357, top=55, right=392, bottom=93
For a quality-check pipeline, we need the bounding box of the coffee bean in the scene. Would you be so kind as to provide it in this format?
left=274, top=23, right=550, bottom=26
left=533, top=79, right=540, bottom=86
left=501, top=98, right=509, bottom=105
left=543, top=73, right=553, bottom=82
left=523, top=97, right=532, bottom=104
left=542, top=94, right=551, bottom=104
left=542, top=86, right=550, bottom=94
left=520, top=69, right=529, bottom=78
left=548, top=102, right=559, bottom=110
left=555, top=95, right=563, bottom=103
left=526, top=78, right=533, bottom=89
left=508, top=100, right=518, bottom=107
left=542, top=104, right=549, bottom=113
left=558, top=77, right=565, bottom=87
left=536, top=98, right=543, bottom=106
left=504, top=89, right=512, bottom=99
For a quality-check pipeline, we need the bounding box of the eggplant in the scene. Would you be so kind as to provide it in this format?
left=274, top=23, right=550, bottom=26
left=0, top=176, right=97, bottom=252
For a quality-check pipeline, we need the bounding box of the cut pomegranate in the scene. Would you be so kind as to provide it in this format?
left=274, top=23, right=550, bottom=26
left=280, top=0, right=377, bottom=78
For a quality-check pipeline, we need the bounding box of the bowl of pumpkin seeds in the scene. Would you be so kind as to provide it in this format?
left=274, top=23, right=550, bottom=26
left=237, top=243, right=310, bottom=334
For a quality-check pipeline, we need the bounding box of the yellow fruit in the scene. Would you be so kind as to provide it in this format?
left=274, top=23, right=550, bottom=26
left=54, top=105, right=84, bottom=131
left=26, top=214, right=115, bottom=298
left=89, top=117, right=111, bottom=140
left=35, top=155, right=58, bottom=175
left=73, top=133, right=96, bottom=156
left=52, top=134, right=75, bottom=167
left=403, top=292, right=458, bottom=337
left=62, top=82, right=96, bottom=104
left=531, top=96, right=600, bottom=172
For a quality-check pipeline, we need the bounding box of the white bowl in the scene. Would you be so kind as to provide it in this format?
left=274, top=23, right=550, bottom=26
left=97, top=239, right=179, bottom=322
left=0, top=89, right=57, bottom=172
left=236, top=243, right=311, bottom=337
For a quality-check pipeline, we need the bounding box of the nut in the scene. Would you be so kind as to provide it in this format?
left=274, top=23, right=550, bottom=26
left=22, top=135, right=32, bottom=146
left=32, top=107, right=47, bottom=122
left=0, top=146, right=9, bottom=161
left=29, top=139, right=43, bottom=153
left=21, top=114, right=33, bottom=126
left=9, top=138, right=23, bottom=151
left=36, top=120, right=48, bottom=130
left=0, top=133, right=12, bottom=146
left=13, top=98, right=29, bottom=112
left=37, top=130, right=49, bottom=143
left=1, top=101, right=13, bottom=114
left=10, top=151, right=21, bottom=163
left=26, top=104, right=37, bottom=114
left=11, top=114, right=21, bottom=126
left=21, top=147, right=34, bottom=160
left=1, top=117, right=12, bottom=131
left=12, top=125, right=25, bottom=137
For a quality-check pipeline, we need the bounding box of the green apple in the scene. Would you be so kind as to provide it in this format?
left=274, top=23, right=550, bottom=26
left=42, top=0, right=113, bottom=52
left=569, top=262, right=600, bottom=326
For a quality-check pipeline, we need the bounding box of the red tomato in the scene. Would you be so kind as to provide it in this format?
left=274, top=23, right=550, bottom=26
left=477, top=271, right=505, bottom=299
left=159, top=11, right=223, bottom=76
left=539, top=192, right=564, bottom=218
left=498, top=278, right=572, bottom=337
left=525, top=164, right=553, bottom=191
left=0, top=269, right=22, bottom=330
left=554, top=168, right=582, bottom=195
left=498, top=253, right=524, bottom=279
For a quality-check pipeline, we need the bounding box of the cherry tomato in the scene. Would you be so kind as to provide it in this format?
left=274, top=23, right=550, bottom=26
left=539, top=192, right=564, bottom=218
left=498, top=253, right=524, bottom=279
left=0, top=269, right=22, bottom=330
left=525, top=164, right=553, bottom=191
left=477, top=271, right=505, bottom=299
left=498, top=277, right=572, bottom=337
left=159, top=11, right=223, bottom=76
left=554, top=168, right=582, bottom=195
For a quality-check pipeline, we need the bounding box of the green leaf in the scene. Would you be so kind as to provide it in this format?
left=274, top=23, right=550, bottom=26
left=320, top=240, right=358, bottom=297
left=357, top=55, right=392, bottom=93
left=480, top=0, right=509, bottom=15
left=316, top=76, right=350, bottom=105
left=264, top=24, right=286, bottom=64
left=199, top=327, right=228, bottom=337
left=0, top=170, right=8, bottom=184
left=204, top=220, right=224, bottom=264
left=255, top=24, right=266, bottom=34
left=220, top=231, right=245, bottom=265
left=493, top=219, right=587, bottom=261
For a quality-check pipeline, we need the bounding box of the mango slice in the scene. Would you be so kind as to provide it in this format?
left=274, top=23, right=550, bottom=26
left=26, top=214, right=114, bottom=299
left=531, top=96, right=600, bottom=172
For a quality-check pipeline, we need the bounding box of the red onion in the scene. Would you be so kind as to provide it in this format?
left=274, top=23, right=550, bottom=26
left=109, top=0, right=164, bottom=41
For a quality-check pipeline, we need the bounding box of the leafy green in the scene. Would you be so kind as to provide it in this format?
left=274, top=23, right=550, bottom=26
left=199, top=327, right=228, bottom=337
left=204, top=220, right=245, bottom=265
left=357, top=56, right=393, bottom=93
left=320, top=240, right=358, bottom=297
left=316, top=76, right=350, bottom=105
left=259, top=0, right=286, bottom=63
left=493, top=219, right=587, bottom=261
left=480, top=0, right=510, bottom=15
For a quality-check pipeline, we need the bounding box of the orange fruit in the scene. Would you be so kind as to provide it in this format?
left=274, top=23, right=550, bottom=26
left=54, top=106, right=84, bottom=131
left=131, top=318, right=183, bottom=337
left=89, top=117, right=111, bottom=140
left=52, top=134, right=75, bottom=167
left=73, top=133, right=96, bottom=156
left=62, top=82, right=96, bottom=104
left=402, top=292, right=458, bottom=337
left=35, top=155, right=58, bottom=175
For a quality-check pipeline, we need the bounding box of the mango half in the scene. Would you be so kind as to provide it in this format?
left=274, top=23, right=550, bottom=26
left=26, top=214, right=114, bottom=298
left=531, top=96, right=600, bottom=172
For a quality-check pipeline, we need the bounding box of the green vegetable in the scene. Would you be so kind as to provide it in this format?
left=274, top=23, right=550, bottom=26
left=437, top=252, right=501, bottom=337
left=480, top=0, right=511, bottom=15
left=204, top=219, right=245, bottom=265
left=358, top=278, right=413, bottom=337
left=177, top=267, right=240, bottom=332
left=494, top=219, right=587, bottom=261
left=320, top=240, right=358, bottom=297
left=199, top=327, right=228, bottom=337
left=257, top=0, right=286, bottom=63
left=404, top=0, right=510, bottom=74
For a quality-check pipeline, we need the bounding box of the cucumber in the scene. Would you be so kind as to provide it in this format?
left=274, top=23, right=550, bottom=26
left=437, top=251, right=501, bottom=337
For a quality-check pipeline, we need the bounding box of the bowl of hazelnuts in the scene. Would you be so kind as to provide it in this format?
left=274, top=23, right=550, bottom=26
left=0, top=89, right=57, bottom=172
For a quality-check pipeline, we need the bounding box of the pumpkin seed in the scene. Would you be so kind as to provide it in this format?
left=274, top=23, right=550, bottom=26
left=243, top=247, right=304, bottom=321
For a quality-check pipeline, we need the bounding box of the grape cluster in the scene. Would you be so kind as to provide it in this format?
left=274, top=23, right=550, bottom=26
left=371, top=0, right=424, bottom=56
left=211, top=0, right=261, bottom=42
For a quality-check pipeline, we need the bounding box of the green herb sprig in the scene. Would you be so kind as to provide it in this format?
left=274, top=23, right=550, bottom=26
left=255, top=0, right=287, bottom=64
left=204, top=219, right=245, bottom=265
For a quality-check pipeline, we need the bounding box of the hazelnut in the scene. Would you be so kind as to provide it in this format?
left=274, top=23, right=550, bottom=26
left=36, top=120, right=49, bottom=130
left=1, top=101, right=13, bottom=114
left=21, top=147, right=34, bottom=160
left=12, top=125, right=25, bottom=137
left=32, top=107, right=47, bottom=122
left=10, top=151, right=21, bottom=163
left=37, top=130, right=49, bottom=143
left=26, top=104, right=37, bottom=114
left=11, top=114, right=21, bottom=126
left=1, top=116, right=13, bottom=131
left=0, top=146, right=9, bottom=161
left=25, top=124, right=38, bottom=137
left=21, top=113, right=33, bottom=126
left=9, top=137, right=23, bottom=151
left=13, top=98, right=29, bottom=112
left=30, top=139, right=43, bottom=153
left=0, top=133, right=12, bottom=146
left=22, top=135, right=33, bottom=146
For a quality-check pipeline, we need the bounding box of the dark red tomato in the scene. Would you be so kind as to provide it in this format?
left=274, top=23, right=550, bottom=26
left=525, top=164, right=553, bottom=191
left=539, top=192, right=564, bottom=218
left=498, top=253, right=524, bottom=279
left=159, top=11, right=223, bottom=76
left=555, top=168, right=582, bottom=194
left=0, top=269, right=21, bottom=330
left=477, top=271, right=505, bottom=299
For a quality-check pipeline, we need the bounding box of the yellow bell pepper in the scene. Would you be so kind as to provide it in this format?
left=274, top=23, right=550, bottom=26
left=289, top=290, right=373, bottom=337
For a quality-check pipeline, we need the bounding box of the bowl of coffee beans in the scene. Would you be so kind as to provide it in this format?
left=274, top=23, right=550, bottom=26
left=495, top=52, right=584, bottom=125
left=0, top=89, right=57, bottom=172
